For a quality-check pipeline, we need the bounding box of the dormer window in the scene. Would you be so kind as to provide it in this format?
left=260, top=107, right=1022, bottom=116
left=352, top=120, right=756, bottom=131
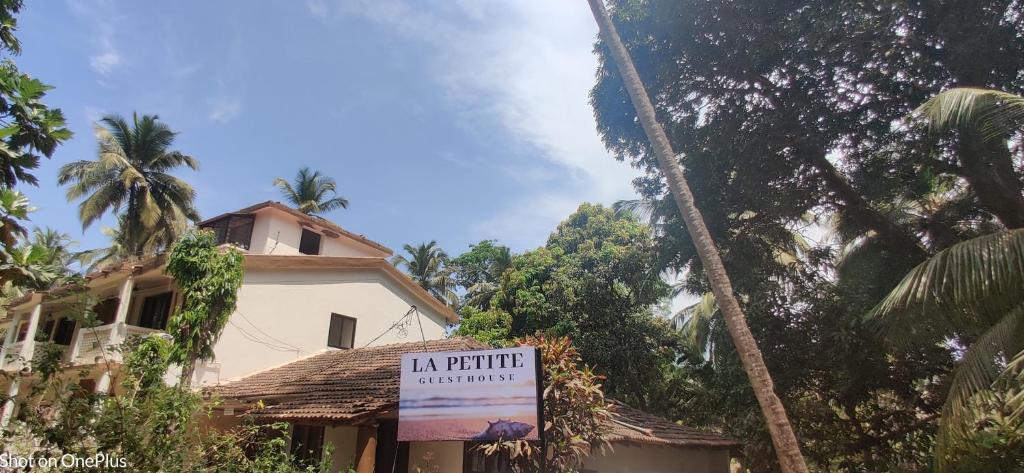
left=299, top=228, right=321, bottom=255
left=201, top=214, right=255, bottom=250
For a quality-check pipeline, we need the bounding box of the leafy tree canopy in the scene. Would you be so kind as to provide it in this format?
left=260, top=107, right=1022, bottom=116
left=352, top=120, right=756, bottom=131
left=485, top=203, right=681, bottom=408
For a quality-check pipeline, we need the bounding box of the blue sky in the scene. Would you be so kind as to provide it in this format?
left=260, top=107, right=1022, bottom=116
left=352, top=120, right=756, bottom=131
left=15, top=0, right=640, bottom=257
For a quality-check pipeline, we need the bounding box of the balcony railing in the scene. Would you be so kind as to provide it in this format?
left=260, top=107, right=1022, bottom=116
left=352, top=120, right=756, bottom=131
left=1, top=323, right=166, bottom=371
left=71, top=323, right=164, bottom=366
left=72, top=324, right=119, bottom=365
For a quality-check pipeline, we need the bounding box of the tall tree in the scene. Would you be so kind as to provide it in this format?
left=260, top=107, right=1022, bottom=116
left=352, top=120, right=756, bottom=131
left=449, top=240, right=512, bottom=310
left=489, top=204, right=680, bottom=408
left=872, top=229, right=1024, bottom=470
left=165, top=230, right=244, bottom=388
left=0, top=0, right=70, bottom=292
left=272, top=167, right=349, bottom=215
left=586, top=1, right=810, bottom=472
left=58, top=113, right=199, bottom=258
left=392, top=241, right=457, bottom=306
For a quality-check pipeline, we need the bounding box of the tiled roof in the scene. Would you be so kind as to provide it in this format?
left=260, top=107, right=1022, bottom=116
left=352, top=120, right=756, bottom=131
left=605, top=401, right=739, bottom=449
left=212, top=338, right=488, bottom=423
left=213, top=339, right=740, bottom=449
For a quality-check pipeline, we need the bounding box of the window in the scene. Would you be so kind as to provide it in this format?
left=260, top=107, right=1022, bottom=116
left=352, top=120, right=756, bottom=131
left=53, top=318, right=77, bottom=346
left=93, top=298, right=120, bottom=325
left=327, top=314, right=356, bottom=349
left=299, top=228, right=321, bottom=255
left=40, top=318, right=55, bottom=342
left=138, top=292, right=173, bottom=330
left=200, top=214, right=255, bottom=249
left=290, top=424, right=324, bottom=465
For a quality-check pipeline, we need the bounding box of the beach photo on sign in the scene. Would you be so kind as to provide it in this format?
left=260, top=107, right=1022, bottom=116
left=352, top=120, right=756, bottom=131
left=398, top=347, right=540, bottom=442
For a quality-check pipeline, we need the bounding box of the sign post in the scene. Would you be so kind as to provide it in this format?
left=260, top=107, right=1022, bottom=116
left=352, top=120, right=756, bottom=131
left=398, top=346, right=542, bottom=443
left=398, top=346, right=546, bottom=470
left=535, top=346, right=546, bottom=473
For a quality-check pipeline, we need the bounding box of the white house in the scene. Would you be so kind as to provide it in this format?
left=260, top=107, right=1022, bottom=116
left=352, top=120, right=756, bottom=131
left=0, top=201, right=737, bottom=472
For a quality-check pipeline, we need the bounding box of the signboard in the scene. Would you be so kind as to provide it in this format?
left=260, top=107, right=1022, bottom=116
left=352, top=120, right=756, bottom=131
left=398, top=346, right=541, bottom=442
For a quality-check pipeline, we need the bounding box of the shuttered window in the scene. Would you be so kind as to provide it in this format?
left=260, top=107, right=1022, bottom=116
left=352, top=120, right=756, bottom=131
left=299, top=229, right=321, bottom=255
left=327, top=314, right=356, bottom=349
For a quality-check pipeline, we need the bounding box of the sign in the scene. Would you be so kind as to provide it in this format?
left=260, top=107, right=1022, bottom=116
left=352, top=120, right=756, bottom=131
left=398, top=346, right=541, bottom=442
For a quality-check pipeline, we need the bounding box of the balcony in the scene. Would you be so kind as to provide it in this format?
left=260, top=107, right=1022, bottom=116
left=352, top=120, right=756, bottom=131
left=0, top=324, right=165, bottom=372
left=70, top=323, right=164, bottom=366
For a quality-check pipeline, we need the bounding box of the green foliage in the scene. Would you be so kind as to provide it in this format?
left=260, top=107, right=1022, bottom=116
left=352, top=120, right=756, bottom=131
left=0, top=0, right=71, bottom=189
left=449, top=240, right=512, bottom=310
left=451, top=306, right=512, bottom=347
left=392, top=240, right=458, bottom=306
left=478, top=335, right=610, bottom=473
left=489, top=204, right=680, bottom=408
left=165, top=229, right=245, bottom=388
left=589, top=0, right=1024, bottom=470
left=273, top=167, right=349, bottom=215
left=58, top=113, right=199, bottom=259
left=0, top=0, right=70, bottom=296
left=2, top=302, right=328, bottom=472
left=872, top=230, right=1024, bottom=468
left=915, top=87, right=1024, bottom=143
left=943, top=386, right=1024, bottom=473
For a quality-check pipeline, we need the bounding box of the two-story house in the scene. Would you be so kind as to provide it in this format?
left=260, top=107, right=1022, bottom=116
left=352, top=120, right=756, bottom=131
left=0, top=201, right=456, bottom=415
left=0, top=201, right=738, bottom=473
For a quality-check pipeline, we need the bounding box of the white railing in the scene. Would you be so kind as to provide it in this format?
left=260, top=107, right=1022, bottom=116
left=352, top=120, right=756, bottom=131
left=1, top=341, right=26, bottom=371
left=71, top=324, right=119, bottom=365
left=125, top=325, right=162, bottom=340
left=70, top=323, right=165, bottom=366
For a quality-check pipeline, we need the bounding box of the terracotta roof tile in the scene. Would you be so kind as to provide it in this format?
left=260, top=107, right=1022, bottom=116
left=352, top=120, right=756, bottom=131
left=213, top=339, right=740, bottom=449
left=213, top=338, right=487, bottom=423
left=604, top=402, right=739, bottom=449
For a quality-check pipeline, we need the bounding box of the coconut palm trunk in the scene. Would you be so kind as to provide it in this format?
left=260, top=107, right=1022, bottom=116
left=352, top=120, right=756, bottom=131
left=585, top=2, right=810, bottom=473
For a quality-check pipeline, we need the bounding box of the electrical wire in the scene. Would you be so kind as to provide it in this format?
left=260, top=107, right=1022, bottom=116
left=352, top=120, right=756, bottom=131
left=360, top=306, right=417, bottom=349
left=228, top=319, right=299, bottom=352
left=235, top=309, right=300, bottom=350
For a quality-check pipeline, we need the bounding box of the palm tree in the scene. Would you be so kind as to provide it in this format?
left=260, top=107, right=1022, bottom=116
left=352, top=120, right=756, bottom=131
left=57, top=113, right=200, bottom=258
left=913, top=88, right=1024, bottom=228
left=871, top=230, right=1024, bottom=469
left=586, top=2, right=811, bottom=472
left=392, top=241, right=458, bottom=307
left=273, top=167, right=349, bottom=215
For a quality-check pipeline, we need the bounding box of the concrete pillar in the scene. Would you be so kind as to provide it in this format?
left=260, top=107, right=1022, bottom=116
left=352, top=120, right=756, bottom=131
left=95, top=370, right=113, bottom=394
left=0, top=378, right=20, bottom=427
left=0, top=313, right=24, bottom=369
left=17, top=303, right=43, bottom=364
left=107, top=276, right=135, bottom=347
left=355, top=424, right=378, bottom=473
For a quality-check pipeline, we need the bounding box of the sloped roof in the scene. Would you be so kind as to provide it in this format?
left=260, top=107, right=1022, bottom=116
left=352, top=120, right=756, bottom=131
left=212, top=338, right=488, bottom=424
left=604, top=402, right=739, bottom=449
left=213, top=339, right=740, bottom=449
left=199, top=201, right=393, bottom=256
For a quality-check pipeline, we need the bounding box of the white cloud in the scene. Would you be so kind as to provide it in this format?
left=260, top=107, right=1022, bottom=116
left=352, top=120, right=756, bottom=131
left=307, top=0, right=329, bottom=18
left=68, top=0, right=124, bottom=77
left=330, top=0, right=639, bottom=250
left=208, top=97, right=241, bottom=123
left=89, top=49, right=121, bottom=75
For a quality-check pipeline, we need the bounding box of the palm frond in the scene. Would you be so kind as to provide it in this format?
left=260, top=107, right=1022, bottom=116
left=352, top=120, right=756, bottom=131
left=871, top=229, right=1024, bottom=332
left=914, top=87, right=1024, bottom=142
left=934, top=306, right=1024, bottom=470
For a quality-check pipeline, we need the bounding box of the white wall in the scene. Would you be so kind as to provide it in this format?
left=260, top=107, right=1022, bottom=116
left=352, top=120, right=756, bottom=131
left=582, top=445, right=731, bottom=473
left=201, top=268, right=449, bottom=385
left=248, top=209, right=382, bottom=258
